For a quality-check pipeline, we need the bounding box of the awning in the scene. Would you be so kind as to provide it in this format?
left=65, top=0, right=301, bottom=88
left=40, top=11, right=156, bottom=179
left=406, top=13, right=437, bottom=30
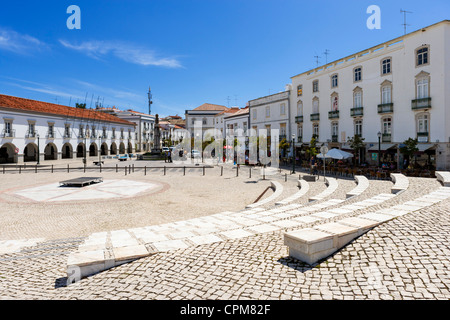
left=367, top=144, right=397, bottom=151
left=416, top=144, right=437, bottom=153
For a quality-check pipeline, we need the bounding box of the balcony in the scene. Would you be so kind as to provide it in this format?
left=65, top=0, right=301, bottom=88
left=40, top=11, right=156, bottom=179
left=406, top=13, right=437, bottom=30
left=279, top=134, right=287, bottom=141
left=412, top=97, right=432, bottom=110
left=310, top=113, right=320, bottom=121
left=1, top=129, right=15, bottom=138
left=78, top=133, right=85, bottom=139
left=378, top=103, right=394, bottom=114
left=25, top=130, right=37, bottom=139
left=350, top=107, right=364, bottom=117
left=328, top=110, right=339, bottom=119
left=295, top=116, right=304, bottom=123
left=382, top=133, right=392, bottom=143
left=111, top=134, right=116, bottom=140
left=332, top=135, right=338, bottom=143
left=63, top=133, right=72, bottom=139
left=417, top=132, right=429, bottom=143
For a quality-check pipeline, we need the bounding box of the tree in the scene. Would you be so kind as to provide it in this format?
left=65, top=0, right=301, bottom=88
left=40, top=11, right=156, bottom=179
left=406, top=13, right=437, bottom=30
left=279, top=138, right=290, bottom=158
left=399, top=138, right=418, bottom=168
left=347, top=135, right=365, bottom=165
left=305, top=135, right=318, bottom=159
left=75, top=103, right=86, bottom=109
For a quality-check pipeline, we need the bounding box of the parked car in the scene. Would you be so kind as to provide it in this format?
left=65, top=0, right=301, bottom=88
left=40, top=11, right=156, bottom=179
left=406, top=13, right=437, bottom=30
left=162, top=147, right=170, bottom=153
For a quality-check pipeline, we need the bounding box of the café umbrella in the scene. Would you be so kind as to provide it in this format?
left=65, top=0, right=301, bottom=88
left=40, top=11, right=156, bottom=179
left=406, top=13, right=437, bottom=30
left=319, top=148, right=354, bottom=160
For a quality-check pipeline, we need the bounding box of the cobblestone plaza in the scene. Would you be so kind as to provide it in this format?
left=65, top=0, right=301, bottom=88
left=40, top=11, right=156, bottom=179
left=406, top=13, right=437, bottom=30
left=0, top=160, right=448, bottom=301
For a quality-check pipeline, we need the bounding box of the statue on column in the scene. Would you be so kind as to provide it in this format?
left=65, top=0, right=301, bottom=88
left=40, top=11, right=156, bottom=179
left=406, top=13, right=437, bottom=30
left=151, top=114, right=162, bottom=154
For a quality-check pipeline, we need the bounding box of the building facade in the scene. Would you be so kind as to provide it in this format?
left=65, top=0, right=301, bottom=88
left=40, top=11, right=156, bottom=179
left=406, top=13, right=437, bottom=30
left=0, top=94, right=136, bottom=164
left=288, top=20, right=450, bottom=170
left=185, top=103, right=229, bottom=138
left=248, top=90, right=292, bottom=142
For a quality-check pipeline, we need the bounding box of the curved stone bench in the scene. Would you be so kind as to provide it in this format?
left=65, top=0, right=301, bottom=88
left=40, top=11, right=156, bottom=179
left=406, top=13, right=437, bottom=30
left=308, top=177, right=338, bottom=202
left=246, top=181, right=283, bottom=208
left=346, top=175, right=369, bottom=199
left=275, top=179, right=310, bottom=206
left=436, top=171, right=450, bottom=187
left=284, top=186, right=450, bottom=265
left=390, top=173, right=409, bottom=194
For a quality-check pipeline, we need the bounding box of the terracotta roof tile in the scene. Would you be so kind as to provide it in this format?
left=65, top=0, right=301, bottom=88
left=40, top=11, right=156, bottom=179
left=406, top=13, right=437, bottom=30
left=193, top=103, right=228, bottom=111
left=0, top=94, right=135, bottom=126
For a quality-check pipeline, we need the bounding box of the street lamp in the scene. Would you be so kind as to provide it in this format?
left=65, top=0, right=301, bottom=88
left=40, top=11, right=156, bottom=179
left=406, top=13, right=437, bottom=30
left=36, top=133, right=40, bottom=165
left=377, top=131, right=382, bottom=168
left=291, top=133, right=296, bottom=174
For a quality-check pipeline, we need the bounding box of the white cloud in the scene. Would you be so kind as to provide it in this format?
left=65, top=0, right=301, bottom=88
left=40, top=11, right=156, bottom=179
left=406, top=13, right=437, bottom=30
left=0, top=28, right=47, bottom=54
left=59, top=39, right=182, bottom=68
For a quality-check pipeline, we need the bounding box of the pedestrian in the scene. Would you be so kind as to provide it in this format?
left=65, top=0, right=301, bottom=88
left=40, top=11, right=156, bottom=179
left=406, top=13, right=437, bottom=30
left=168, top=150, right=172, bottom=163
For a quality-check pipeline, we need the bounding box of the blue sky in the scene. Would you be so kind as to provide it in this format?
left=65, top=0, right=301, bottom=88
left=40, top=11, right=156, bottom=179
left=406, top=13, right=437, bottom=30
left=0, top=0, right=448, bottom=117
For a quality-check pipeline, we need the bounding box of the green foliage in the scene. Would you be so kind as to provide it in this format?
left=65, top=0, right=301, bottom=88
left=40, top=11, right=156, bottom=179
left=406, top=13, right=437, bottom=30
left=306, top=135, right=318, bottom=158
left=400, top=138, right=419, bottom=167
left=75, top=103, right=86, bottom=109
left=347, top=135, right=365, bottom=151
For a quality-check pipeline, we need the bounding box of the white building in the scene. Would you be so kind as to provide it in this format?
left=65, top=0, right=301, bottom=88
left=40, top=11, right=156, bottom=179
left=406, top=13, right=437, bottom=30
left=224, top=107, right=250, bottom=137
left=248, top=90, right=292, bottom=142
left=185, top=103, right=229, bottom=138
left=289, top=20, right=450, bottom=170
left=104, top=108, right=155, bottom=153
left=0, top=94, right=136, bottom=164
left=213, top=107, right=240, bottom=137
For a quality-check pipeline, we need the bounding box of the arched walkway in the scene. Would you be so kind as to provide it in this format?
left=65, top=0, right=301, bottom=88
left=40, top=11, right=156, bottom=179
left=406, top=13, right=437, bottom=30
left=110, top=142, right=117, bottom=155
left=89, top=143, right=98, bottom=157
left=24, top=143, right=38, bottom=162
left=127, top=142, right=133, bottom=154
left=62, top=143, right=73, bottom=159
left=76, top=143, right=85, bottom=158
left=119, top=142, right=126, bottom=154
left=101, top=143, right=108, bottom=156
left=0, top=143, right=17, bottom=164
left=44, top=143, right=58, bottom=160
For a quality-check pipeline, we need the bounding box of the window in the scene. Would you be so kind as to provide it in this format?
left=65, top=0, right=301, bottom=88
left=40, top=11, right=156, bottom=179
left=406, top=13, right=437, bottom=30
left=354, top=67, right=362, bottom=82
left=4, top=121, right=13, bottom=137
left=331, top=95, right=339, bottom=111
left=64, top=125, right=70, bottom=138
left=312, top=98, right=319, bottom=114
left=28, top=123, right=35, bottom=137
left=354, top=120, right=362, bottom=136
left=416, top=47, right=429, bottom=66
left=313, top=80, right=319, bottom=93
left=297, top=101, right=303, bottom=116
left=332, top=122, right=339, bottom=137
left=354, top=91, right=362, bottom=108
left=79, top=125, right=84, bottom=137
left=382, top=85, right=392, bottom=104
left=202, top=118, right=207, bottom=125
left=313, top=123, right=319, bottom=138
left=297, top=85, right=303, bottom=96
left=48, top=124, right=54, bottom=138
left=280, top=103, right=286, bottom=115
left=280, top=123, right=286, bottom=137
left=382, top=117, right=392, bottom=134
left=265, top=125, right=271, bottom=136
left=417, top=114, right=429, bottom=133
left=331, top=74, right=338, bottom=88
left=112, top=128, right=116, bottom=138
left=417, top=78, right=429, bottom=99
left=265, top=106, right=270, bottom=118
left=381, top=58, right=391, bottom=75
left=298, top=125, right=303, bottom=140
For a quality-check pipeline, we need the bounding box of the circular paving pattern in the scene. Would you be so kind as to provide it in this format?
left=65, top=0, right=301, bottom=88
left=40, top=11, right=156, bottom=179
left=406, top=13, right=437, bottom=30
left=3, top=179, right=166, bottom=203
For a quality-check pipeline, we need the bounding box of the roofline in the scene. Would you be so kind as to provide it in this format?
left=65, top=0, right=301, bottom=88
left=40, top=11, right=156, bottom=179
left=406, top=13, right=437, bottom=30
left=291, top=19, right=450, bottom=79
left=0, top=94, right=136, bottom=126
